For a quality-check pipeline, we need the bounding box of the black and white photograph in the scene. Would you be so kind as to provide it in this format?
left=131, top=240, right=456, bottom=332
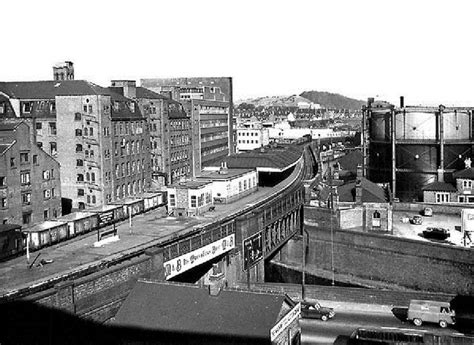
left=0, top=0, right=473, bottom=344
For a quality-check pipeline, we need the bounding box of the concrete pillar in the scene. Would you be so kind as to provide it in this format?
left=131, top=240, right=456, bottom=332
left=145, top=247, right=165, bottom=280
left=54, top=281, right=75, bottom=313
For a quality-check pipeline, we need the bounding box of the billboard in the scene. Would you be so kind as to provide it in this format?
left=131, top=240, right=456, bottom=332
left=243, top=232, right=263, bottom=271
left=164, top=234, right=235, bottom=280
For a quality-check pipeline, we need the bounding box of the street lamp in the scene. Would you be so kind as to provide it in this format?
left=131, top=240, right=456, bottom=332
left=301, top=227, right=309, bottom=301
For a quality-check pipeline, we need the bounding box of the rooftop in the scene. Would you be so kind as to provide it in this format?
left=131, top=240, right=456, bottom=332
left=453, top=168, right=474, bottom=180
left=113, top=280, right=290, bottom=340
left=337, top=177, right=389, bottom=203
left=221, top=144, right=304, bottom=171
left=422, top=181, right=457, bottom=192
left=196, top=168, right=255, bottom=180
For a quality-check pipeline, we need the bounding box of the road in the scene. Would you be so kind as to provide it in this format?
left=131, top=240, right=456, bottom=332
left=300, top=307, right=470, bottom=344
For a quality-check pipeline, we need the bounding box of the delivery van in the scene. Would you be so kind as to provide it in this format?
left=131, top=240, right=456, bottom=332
left=407, top=300, right=455, bottom=328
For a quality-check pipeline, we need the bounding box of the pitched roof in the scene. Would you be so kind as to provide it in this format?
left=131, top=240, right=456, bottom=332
left=0, top=80, right=111, bottom=99
left=422, top=181, right=457, bottom=192
left=0, top=224, right=21, bottom=233
left=113, top=281, right=288, bottom=340
left=336, top=149, right=363, bottom=172
left=0, top=141, right=15, bottom=155
left=453, top=168, right=474, bottom=180
left=136, top=87, right=168, bottom=100
left=220, top=145, right=303, bottom=171
left=337, top=177, right=388, bottom=203
left=0, top=122, right=21, bottom=131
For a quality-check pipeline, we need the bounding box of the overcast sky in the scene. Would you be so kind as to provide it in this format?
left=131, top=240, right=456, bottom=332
left=2, top=0, right=473, bottom=106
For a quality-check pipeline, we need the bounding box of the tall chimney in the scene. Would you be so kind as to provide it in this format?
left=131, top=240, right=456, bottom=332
left=355, top=164, right=363, bottom=204
left=437, top=167, right=444, bottom=183
left=400, top=96, right=404, bottom=108
left=53, top=61, right=74, bottom=81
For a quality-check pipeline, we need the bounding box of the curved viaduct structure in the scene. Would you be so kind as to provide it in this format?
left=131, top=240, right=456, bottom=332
left=0, top=142, right=318, bottom=322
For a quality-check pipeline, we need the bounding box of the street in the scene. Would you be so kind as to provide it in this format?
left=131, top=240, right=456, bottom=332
left=300, top=306, right=470, bottom=344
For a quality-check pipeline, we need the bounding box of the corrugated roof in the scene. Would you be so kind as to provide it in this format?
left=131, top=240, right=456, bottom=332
left=453, top=168, right=474, bottom=180
left=337, top=177, right=388, bottom=203
left=422, top=181, right=457, bottom=192
left=113, top=281, right=286, bottom=339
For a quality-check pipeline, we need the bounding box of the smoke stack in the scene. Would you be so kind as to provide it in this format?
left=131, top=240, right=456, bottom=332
left=400, top=96, right=404, bottom=108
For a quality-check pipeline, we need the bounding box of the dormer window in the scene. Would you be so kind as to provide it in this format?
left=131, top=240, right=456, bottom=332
left=22, top=102, right=32, bottom=113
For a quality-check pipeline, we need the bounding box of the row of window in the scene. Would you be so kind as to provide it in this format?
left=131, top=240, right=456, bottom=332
left=238, top=139, right=260, bottom=144
left=115, top=179, right=146, bottom=199
left=238, top=131, right=259, bottom=136
left=201, top=120, right=228, bottom=128
left=114, top=120, right=144, bottom=136
left=170, top=135, right=190, bottom=146
left=114, top=139, right=144, bottom=156
left=20, top=188, right=57, bottom=205
left=36, top=141, right=57, bottom=156
left=115, top=160, right=145, bottom=178
left=202, top=132, right=228, bottom=143
left=202, top=145, right=227, bottom=157
left=171, top=150, right=189, bottom=163
left=75, top=127, right=95, bottom=137
left=22, top=101, right=56, bottom=114
left=170, top=120, right=189, bottom=130
left=36, top=122, right=56, bottom=135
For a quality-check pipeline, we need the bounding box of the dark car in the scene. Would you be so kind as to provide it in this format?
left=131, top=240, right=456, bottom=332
left=410, top=215, right=423, bottom=225
left=300, top=301, right=335, bottom=321
left=423, top=227, right=450, bottom=240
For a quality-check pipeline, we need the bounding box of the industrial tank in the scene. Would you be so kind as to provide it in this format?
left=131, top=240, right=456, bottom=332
left=363, top=99, right=474, bottom=201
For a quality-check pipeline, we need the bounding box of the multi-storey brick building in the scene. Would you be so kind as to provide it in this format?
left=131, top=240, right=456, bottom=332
left=110, top=81, right=192, bottom=188
left=0, top=120, right=61, bottom=227
left=0, top=70, right=150, bottom=211
left=140, top=77, right=235, bottom=175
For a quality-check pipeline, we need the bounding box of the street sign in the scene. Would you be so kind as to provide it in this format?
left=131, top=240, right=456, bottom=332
left=243, top=231, right=263, bottom=271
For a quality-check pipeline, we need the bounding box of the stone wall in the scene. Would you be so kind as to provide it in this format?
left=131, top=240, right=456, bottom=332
left=282, top=226, right=474, bottom=295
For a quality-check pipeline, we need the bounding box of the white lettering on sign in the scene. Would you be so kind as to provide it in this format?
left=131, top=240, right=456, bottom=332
left=164, top=234, right=235, bottom=279
left=270, top=302, right=301, bottom=341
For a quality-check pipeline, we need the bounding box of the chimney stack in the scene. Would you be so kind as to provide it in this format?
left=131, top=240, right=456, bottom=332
left=437, top=167, right=444, bottom=183
left=400, top=96, right=404, bottom=108
left=355, top=164, right=363, bottom=204
left=53, top=61, right=74, bottom=81
left=111, top=80, right=137, bottom=99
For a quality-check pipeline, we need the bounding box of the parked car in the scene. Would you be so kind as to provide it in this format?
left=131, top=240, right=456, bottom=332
left=423, top=227, right=450, bottom=240
left=423, top=207, right=433, bottom=217
left=410, top=215, right=423, bottom=225
left=407, top=300, right=455, bottom=328
left=300, top=301, right=335, bottom=321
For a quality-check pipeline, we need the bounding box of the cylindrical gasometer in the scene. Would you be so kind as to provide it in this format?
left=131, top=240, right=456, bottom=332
left=366, top=102, right=474, bottom=201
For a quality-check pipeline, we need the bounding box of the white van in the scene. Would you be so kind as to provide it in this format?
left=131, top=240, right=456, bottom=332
left=407, top=300, right=455, bottom=328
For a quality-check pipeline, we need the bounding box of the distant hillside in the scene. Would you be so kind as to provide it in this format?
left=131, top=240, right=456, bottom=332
left=236, top=95, right=319, bottom=108
left=300, top=91, right=365, bottom=110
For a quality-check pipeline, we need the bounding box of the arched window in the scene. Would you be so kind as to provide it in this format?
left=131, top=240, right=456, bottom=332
left=75, top=129, right=82, bottom=136
left=86, top=172, right=90, bottom=181
left=77, top=174, right=84, bottom=182
left=84, top=128, right=88, bottom=136
left=372, top=210, right=381, bottom=228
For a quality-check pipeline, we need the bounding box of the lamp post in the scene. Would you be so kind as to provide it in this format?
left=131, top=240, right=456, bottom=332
left=301, top=227, right=309, bottom=301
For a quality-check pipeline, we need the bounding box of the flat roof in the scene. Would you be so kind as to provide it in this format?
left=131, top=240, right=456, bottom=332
left=196, top=168, right=255, bottom=180
left=58, top=212, right=96, bottom=222
left=0, top=224, right=22, bottom=233
left=168, top=180, right=212, bottom=189
left=87, top=204, right=123, bottom=213
left=24, top=220, right=67, bottom=232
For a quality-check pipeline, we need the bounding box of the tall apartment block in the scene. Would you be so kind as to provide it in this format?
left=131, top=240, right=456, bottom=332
left=111, top=81, right=192, bottom=188
left=140, top=77, right=235, bottom=175
left=0, top=120, right=61, bottom=227
left=0, top=63, right=151, bottom=212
